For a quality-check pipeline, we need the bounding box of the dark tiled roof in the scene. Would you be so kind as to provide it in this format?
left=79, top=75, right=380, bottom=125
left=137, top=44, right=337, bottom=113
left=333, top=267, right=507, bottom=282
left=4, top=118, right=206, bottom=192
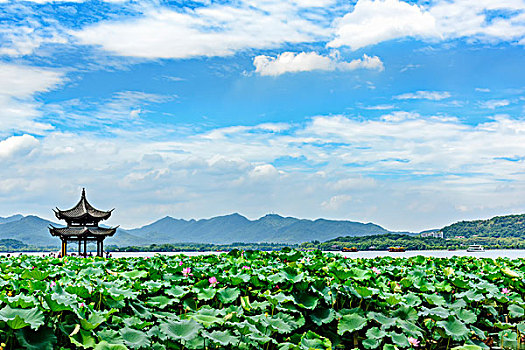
left=49, top=226, right=117, bottom=237
left=54, top=188, right=113, bottom=221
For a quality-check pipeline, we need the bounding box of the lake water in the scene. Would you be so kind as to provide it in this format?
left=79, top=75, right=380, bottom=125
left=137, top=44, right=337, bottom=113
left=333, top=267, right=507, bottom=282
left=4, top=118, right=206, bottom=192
left=336, top=249, right=525, bottom=259
left=3, top=249, right=524, bottom=259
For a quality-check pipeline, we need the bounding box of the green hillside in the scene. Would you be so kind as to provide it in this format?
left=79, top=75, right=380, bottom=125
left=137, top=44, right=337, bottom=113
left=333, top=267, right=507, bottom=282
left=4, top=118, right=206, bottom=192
left=441, top=214, right=525, bottom=238
left=314, top=213, right=525, bottom=251
left=311, top=233, right=445, bottom=251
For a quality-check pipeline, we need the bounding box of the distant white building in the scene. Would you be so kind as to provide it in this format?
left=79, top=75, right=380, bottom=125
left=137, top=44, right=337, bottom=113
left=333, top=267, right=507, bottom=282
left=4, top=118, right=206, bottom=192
left=421, top=231, right=444, bottom=238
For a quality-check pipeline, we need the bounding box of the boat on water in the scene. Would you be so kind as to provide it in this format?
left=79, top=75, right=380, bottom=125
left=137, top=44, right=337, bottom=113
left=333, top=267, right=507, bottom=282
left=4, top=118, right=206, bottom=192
left=341, top=247, right=358, bottom=252
left=388, top=247, right=406, bottom=252
left=467, top=245, right=485, bottom=252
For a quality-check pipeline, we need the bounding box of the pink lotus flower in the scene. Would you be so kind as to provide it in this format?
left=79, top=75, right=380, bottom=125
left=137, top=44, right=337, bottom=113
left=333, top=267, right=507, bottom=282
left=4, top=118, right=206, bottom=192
left=179, top=261, right=183, bottom=266
left=502, top=287, right=510, bottom=294
left=372, top=267, right=380, bottom=275
left=182, top=267, right=192, bottom=277
left=78, top=302, right=85, bottom=308
left=408, top=337, right=419, bottom=347
left=209, top=276, right=218, bottom=286
left=242, top=265, right=250, bottom=270
left=50, top=281, right=56, bottom=288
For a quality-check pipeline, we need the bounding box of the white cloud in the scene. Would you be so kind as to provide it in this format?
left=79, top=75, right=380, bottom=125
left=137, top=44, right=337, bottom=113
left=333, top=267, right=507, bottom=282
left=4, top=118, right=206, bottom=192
left=480, top=99, right=510, bottom=109
left=0, top=63, right=63, bottom=98
left=0, top=23, right=68, bottom=57
left=0, top=63, right=63, bottom=134
left=330, top=177, right=377, bottom=190
left=0, top=134, right=39, bottom=159
left=430, top=0, right=525, bottom=43
left=340, top=54, right=384, bottom=71
left=249, top=164, right=281, bottom=179
left=329, top=0, right=525, bottom=50
left=380, top=111, right=419, bottom=122
left=322, top=194, right=352, bottom=210
left=328, top=0, right=438, bottom=50
left=475, top=88, right=491, bottom=93
left=360, top=104, right=395, bottom=110
left=3, top=113, right=525, bottom=231
left=394, top=90, right=451, bottom=100
left=44, top=90, right=173, bottom=127
left=129, top=109, right=141, bottom=118
left=254, top=52, right=383, bottom=76
left=292, top=0, right=337, bottom=7
left=72, top=2, right=329, bottom=59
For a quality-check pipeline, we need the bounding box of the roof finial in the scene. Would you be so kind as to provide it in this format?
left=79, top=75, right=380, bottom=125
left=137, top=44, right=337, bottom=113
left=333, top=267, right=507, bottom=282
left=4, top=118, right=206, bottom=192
left=82, top=187, right=86, bottom=197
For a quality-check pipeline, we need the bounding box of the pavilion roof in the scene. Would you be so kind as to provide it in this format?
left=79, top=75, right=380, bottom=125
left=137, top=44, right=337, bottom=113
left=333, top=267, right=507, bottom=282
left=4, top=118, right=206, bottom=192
left=54, top=188, right=113, bottom=222
left=49, top=225, right=118, bottom=237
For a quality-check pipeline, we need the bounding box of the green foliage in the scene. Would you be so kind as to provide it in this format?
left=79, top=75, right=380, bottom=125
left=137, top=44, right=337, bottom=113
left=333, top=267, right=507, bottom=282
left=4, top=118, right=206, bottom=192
left=310, top=231, right=525, bottom=251
left=442, top=213, right=525, bottom=239
left=0, top=251, right=523, bottom=349
left=0, top=239, right=29, bottom=251
left=114, top=241, right=294, bottom=252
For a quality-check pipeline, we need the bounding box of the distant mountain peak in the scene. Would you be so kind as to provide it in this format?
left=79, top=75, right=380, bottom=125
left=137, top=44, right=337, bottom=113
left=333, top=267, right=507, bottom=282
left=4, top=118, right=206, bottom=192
left=0, top=214, right=24, bottom=225
left=261, top=213, right=284, bottom=219
left=222, top=213, right=245, bottom=218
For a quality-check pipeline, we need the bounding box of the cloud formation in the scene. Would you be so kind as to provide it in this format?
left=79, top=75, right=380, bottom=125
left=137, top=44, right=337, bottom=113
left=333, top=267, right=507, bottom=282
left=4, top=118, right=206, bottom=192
left=329, top=0, right=437, bottom=50
left=72, top=2, right=329, bottom=59
left=394, top=91, right=451, bottom=100
left=329, top=0, right=525, bottom=50
left=253, top=52, right=384, bottom=76
left=0, top=134, right=39, bottom=159
left=4, top=111, right=525, bottom=231
left=2, top=0, right=523, bottom=61
left=481, top=99, right=510, bottom=109
left=0, top=63, right=63, bottom=134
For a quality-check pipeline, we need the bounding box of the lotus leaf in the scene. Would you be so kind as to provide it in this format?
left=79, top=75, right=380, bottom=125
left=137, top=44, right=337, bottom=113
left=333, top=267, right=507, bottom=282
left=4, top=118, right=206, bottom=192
left=299, top=330, right=332, bottom=350
left=120, top=327, right=151, bottom=349
left=508, top=304, right=525, bottom=318
left=310, top=308, right=335, bottom=326
left=217, top=287, right=240, bottom=304
left=0, top=305, right=44, bottom=330
left=160, top=319, right=202, bottom=342
left=15, top=326, right=57, bottom=350
left=202, top=330, right=238, bottom=346
left=437, top=318, right=470, bottom=341
left=337, top=313, right=367, bottom=335
left=0, top=250, right=522, bottom=349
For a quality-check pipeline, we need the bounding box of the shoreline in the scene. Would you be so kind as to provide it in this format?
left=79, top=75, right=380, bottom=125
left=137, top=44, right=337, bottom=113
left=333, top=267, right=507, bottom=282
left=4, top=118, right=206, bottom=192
left=2, top=249, right=524, bottom=259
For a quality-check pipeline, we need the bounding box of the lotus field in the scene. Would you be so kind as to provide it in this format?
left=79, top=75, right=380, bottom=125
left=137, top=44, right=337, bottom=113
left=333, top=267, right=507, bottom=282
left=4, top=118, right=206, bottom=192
left=0, top=249, right=524, bottom=349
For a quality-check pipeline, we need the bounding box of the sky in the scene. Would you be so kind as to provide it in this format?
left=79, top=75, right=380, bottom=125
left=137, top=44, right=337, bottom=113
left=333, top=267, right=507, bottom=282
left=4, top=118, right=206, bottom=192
left=0, top=0, right=524, bottom=232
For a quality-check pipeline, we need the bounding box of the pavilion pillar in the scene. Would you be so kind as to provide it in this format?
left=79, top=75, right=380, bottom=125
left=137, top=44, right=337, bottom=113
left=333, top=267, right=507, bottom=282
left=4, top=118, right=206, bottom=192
left=84, top=239, right=87, bottom=257
left=99, top=240, right=104, bottom=257
left=61, top=240, right=66, bottom=257
left=78, top=240, right=81, bottom=256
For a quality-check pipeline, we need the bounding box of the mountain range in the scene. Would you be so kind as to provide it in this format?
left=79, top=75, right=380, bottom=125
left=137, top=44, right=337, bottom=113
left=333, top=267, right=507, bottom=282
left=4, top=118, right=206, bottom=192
left=4, top=212, right=523, bottom=248
left=0, top=213, right=390, bottom=247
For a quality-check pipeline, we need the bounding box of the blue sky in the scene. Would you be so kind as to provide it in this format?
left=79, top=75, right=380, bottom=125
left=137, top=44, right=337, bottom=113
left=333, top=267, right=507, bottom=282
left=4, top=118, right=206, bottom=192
left=0, top=0, right=524, bottom=231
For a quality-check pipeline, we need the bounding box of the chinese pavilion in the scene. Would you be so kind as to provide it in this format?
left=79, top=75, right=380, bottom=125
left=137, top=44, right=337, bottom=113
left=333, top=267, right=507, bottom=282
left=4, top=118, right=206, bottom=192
left=49, top=188, right=118, bottom=257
